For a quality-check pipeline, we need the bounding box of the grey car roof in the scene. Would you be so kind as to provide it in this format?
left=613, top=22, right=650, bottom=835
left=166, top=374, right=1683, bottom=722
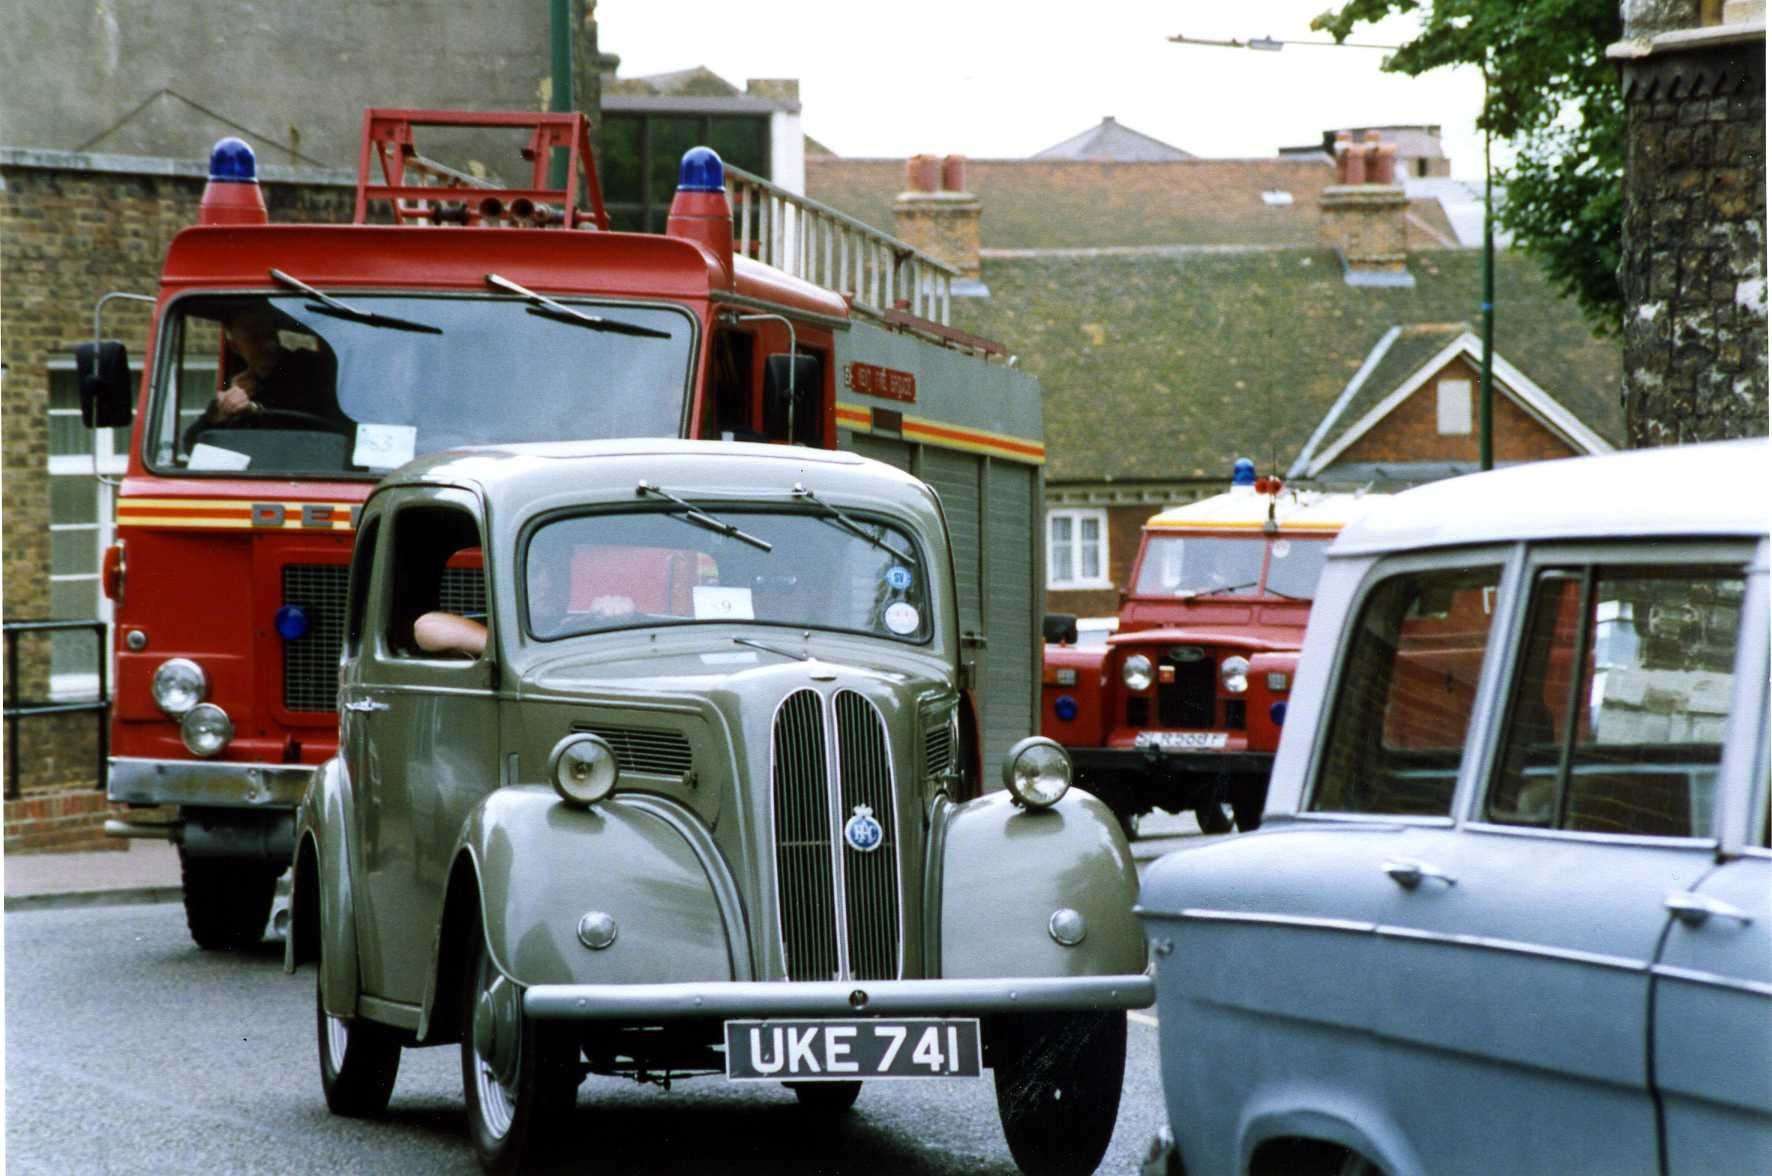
left=1331, top=438, right=1770, bottom=556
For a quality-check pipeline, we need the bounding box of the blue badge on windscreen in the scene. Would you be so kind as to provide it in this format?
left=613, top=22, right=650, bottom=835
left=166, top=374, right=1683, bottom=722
left=886, top=565, right=913, bottom=591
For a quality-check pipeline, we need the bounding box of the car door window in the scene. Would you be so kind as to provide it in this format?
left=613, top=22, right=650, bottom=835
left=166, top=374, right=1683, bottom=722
left=385, top=504, right=488, bottom=660
left=1485, top=566, right=1745, bottom=837
left=1311, top=563, right=1504, bottom=815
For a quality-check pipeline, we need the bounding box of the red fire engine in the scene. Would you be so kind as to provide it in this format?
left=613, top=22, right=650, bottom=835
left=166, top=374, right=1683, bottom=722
left=80, top=110, right=1046, bottom=949
left=1041, top=460, right=1387, bottom=836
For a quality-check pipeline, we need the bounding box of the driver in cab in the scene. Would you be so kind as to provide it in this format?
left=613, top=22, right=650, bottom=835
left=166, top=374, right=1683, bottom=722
left=184, top=304, right=342, bottom=443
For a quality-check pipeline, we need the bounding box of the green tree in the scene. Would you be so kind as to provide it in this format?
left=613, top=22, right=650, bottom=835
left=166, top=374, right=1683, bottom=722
left=1314, top=0, right=1624, bottom=335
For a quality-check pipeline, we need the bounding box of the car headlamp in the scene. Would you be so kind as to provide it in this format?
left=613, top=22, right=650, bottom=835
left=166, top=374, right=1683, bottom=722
left=548, top=733, right=619, bottom=807
left=152, top=658, right=208, bottom=717
left=1220, top=655, right=1251, bottom=694
left=180, top=703, right=233, bottom=757
left=1121, top=654, right=1154, bottom=692
left=1001, top=735, right=1071, bottom=809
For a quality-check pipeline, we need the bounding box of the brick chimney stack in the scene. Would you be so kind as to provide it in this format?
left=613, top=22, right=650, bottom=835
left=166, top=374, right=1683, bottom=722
left=1320, top=129, right=1410, bottom=284
left=891, top=153, right=981, bottom=278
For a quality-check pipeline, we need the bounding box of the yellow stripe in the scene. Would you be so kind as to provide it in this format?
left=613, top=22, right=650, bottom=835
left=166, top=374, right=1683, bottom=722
left=117, top=515, right=356, bottom=531
left=1147, top=519, right=1345, bottom=533
left=836, top=403, right=1045, bottom=465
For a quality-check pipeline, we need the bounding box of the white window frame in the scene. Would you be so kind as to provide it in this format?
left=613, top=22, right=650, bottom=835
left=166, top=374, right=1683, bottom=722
left=1436, top=377, right=1474, bottom=435
left=46, top=358, right=130, bottom=700
left=1047, top=507, right=1112, bottom=590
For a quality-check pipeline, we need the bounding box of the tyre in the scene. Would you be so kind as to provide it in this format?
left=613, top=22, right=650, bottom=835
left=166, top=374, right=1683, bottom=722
left=1193, top=802, right=1234, bottom=836
left=461, top=927, right=580, bottom=1174
left=992, top=1011, right=1127, bottom=1176
left=1230, top=784, right=1264, bottom=833
left=788, top=1080, right=862, bottom=1115
left=179, top=848, right=278, bottom=951
left=316, top=966, right=401, bottom=1117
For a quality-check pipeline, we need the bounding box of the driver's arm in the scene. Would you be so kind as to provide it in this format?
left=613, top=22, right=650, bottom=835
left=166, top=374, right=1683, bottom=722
left=414, top=611, right=488, bottom=658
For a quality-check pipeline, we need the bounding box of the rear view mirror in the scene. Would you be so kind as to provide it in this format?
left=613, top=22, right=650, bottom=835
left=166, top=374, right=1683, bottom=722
left=763, top=353, right=823, bottom=443
left=76, top=340, right=134, bottom=427
left=1043, top=613, right=1079, bottom=645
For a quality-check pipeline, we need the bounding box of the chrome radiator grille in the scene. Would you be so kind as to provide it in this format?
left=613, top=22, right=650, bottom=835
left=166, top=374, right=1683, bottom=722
left=771, top=689, right=903, bottom=982
left=281, top=564, right=349, bottom=712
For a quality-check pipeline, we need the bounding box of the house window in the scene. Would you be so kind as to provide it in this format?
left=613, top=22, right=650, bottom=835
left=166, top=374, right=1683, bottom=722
left=602, top=113, right=771, bottom=233
left=1047, top=509, right=1110, bottom=589
left=47, top=362, right=132, bottom=698
left=1436, top=378, right=1473, bottom=435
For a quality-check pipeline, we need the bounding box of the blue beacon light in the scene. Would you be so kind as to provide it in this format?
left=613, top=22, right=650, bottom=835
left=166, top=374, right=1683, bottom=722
left=677, top=146, right=725, bottom=192
left=1055, top=695, right=1080, bottom=722
left=208, top=137, right=258, bottom=183
left=1231, top=458, right=1257, bottom=487
left=1269, top=700, right=1288, bottom=727
left=274, top=605, right=310, bottom=641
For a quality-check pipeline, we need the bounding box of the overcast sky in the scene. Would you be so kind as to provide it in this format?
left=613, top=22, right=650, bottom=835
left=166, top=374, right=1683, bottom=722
left=598, top=1, right=1491, bottom=179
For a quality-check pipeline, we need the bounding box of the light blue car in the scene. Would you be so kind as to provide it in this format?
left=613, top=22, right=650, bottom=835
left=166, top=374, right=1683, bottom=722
left=1138, top=440, right=1770, bottom=1176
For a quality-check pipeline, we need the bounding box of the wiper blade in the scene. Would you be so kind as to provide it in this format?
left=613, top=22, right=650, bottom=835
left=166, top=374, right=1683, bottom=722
left=269, top=268, right=442, bottom=333
left=636, top=480, right=773, bottom=551
left=486, top=273, right=671, bottom=339
left=1189, top=580, right=1260, bottom=599
left=734, top=636, right=811, bottom=662
left=792, top=483, right=917, bottom=564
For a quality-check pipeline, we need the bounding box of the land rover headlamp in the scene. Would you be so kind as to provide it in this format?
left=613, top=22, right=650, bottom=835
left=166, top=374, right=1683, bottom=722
left=1121, top=654, right=1154, bottom=692
left=548, top=734, right=619, bottom=807
left=1220, top=655, right=1251, bottom=694
left=180, top=703, right=233, bottom=757
left=152, top=658, right=208, bottom=717
left=1001, top=736, right=1071, bottom=809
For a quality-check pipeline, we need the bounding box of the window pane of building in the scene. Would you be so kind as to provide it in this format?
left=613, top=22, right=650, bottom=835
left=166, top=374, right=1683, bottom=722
left=50, top=475, right=97, bottom=524
left=1436, top=378, right=1473, bottom=435
left=706, top=116, right=769, bottom=176
left=1049, top=514, right=1074, bottom=583
left=1079, top=515, right=1102, bottom=580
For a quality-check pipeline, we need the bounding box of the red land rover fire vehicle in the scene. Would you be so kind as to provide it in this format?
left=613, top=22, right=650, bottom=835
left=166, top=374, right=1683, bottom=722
left=80, top=110, right=1046, bottom=949
left=1041, top=460, right=1386, bottom=837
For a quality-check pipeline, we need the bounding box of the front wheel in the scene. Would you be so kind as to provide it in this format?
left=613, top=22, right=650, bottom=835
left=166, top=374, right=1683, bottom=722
left=179, top=849, right=278, bottom=950
left=316, top=968, right=401, bottom=1117
left=992, top=1011, right=1127, bottom=1176
left=461, top=928, right=580, bottom=1174
left=1193, top=802, right=1234, bottom=836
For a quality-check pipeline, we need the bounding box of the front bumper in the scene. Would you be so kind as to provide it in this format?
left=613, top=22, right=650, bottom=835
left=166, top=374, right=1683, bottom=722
left=107, top=756, right=314, bottom=809
left=526, top=974, right=1154, bottom=1021
left=1072, top=746, right=1271, bottom=786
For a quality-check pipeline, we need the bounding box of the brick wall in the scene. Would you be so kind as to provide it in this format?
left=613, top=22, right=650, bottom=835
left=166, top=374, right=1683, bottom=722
left=0, top=153, right=353, bottom=850
left=1337, top=356, right=1582, bottom=465
left=1617, top=34, right=1768, bottom=445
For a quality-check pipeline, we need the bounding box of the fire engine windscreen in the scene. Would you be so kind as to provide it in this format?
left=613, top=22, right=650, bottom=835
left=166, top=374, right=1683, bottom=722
left=148, top=295, right=694, bottom=476
left=1133, top=535, right=1333, bottom=599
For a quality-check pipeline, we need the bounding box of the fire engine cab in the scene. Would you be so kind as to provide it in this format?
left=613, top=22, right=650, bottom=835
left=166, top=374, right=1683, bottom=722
left=80, top=110, right=1046, bottom=950
left=1042, top=460, right=1387, bottom=836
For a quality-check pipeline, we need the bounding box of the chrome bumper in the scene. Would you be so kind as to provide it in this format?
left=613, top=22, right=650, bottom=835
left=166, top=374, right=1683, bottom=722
left=107, top=756, right=313, bottom=809
left=525, top=974, right=1155, bottom=1021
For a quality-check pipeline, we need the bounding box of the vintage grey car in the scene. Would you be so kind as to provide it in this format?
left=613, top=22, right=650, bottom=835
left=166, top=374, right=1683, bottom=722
left=1139, top=440, right=1770, bottom=1176
left=285, top=440, right=1152, bottom=1174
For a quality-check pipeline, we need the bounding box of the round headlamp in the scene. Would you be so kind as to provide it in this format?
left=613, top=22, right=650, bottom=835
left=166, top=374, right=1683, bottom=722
left=1220, top=655, right=1251, bottom=694
left=1121, top=654, right=1154, bottom=692
left=548, top=734, right=619, bottom=807
left=180, top=703, right=233, bottom=757
left=152, top=658, right=208, bottom=717
left=1001, top=735, right=1072, bottom=809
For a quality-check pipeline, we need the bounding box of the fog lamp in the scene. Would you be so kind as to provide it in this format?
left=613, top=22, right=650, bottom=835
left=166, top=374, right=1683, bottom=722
left=180, top=703, right=233, bottom=757
left=1001, top=735, right=1071, bottom=809
left=1054, top=695, right=1079, bottom=722
left=152, top=658, right=208, bottom=717
left=1121, top=654, right=1154, bottom=692
left=274, top=604, right=310, bottom=641
left=548, top=733, right=619, bottom=807
left=1220, top=655, right=1250, bottom=694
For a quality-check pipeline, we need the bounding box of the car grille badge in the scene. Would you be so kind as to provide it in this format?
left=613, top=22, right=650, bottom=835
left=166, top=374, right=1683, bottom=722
left=844, top=804, right=884, bottom=853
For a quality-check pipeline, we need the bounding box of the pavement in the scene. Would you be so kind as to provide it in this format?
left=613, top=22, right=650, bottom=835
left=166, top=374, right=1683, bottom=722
left=1, top=809, right=1209, bottom=912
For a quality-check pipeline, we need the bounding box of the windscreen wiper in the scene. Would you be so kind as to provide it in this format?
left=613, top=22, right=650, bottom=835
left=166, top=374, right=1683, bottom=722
left=791, top=483, right=917, bottom=564
left=1189, top=580, right=1260, bottom=599
left=486, top=273, right=671, bottom=339
left=734, top=636, right=811, bottom=662
left=269, top=269, right=442, bottom=333
left=636, top=480, right=773, bottom=551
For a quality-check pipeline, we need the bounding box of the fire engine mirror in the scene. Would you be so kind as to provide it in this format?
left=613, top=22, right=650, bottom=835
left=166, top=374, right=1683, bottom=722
left=1043, top=613, right=1079, bottom=645
left=763, top=354, right=822, bottom=443
left=76, top=340, right=134, bottom=428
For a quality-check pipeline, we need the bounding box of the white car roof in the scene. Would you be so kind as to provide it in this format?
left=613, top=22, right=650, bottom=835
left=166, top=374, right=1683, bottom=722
left=1332, top=439, right=1770, bottom=556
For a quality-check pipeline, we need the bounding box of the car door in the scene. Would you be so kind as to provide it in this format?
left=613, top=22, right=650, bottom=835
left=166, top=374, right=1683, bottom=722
left=1367, top=542, right=1755, bottom=1175
left=1651, top=548, right=1772, bottom=1174
left=349, top=488, right=498, bottom=1007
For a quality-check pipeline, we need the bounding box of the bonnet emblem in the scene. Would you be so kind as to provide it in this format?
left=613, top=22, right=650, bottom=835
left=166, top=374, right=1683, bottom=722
left=843, top=805, right=884, bottom=853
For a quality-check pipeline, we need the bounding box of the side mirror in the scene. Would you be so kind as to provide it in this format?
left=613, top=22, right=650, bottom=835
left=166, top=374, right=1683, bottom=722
left=763, top=353, right=822, bottom=442
left=75, top=340, right=134, bottom=427
left=1042, top=612, right=1079, bottom=645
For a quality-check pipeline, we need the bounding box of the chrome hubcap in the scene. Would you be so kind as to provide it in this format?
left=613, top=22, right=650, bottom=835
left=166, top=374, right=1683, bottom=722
left=471, top=951, right=518, bottom=1140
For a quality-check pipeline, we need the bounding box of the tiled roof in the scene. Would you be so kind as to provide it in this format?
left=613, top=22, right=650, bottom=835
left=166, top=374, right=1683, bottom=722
left=948, top=247, right=1622, bottom=486
left=1032, top=117, right=1194, bottom=161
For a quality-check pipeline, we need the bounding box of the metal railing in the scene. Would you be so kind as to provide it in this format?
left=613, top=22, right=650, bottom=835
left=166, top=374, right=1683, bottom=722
left=4, top=620, right=109, bottom=800
left=724, top=164, right=957, bottom=326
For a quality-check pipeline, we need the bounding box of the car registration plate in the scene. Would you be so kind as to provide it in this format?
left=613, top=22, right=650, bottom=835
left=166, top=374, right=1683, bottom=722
left=724, top=1017, right=982, bottom=1081
left=1134, top=730, right=1230, bottom=751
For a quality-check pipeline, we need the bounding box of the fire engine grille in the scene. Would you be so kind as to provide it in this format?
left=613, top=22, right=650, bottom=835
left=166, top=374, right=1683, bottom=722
left=282, top=564, right=350, bottom=712
left=773, top=690, right=839, bottom=981
left=569, top=723, right=693, bottom=777
left=439, top=567, right=487, bottom=618
left=836, top=691, right=900, bottom=981
left=1158, top=654, right=1216, bottom=729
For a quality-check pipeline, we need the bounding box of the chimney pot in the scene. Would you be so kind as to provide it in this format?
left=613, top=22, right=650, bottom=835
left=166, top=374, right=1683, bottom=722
left=1370, top=142, right=1398, bottom=185
left=1341, top=142, right=1367, bottom=185
left=906, top=154, right=940, bottom=193
left=940, top=154, right=968, bottom=193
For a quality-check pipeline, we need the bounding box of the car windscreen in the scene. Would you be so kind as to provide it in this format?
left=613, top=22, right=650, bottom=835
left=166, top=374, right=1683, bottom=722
left=1133, top=536, right=1266, bottom=597
left=146, top=294, right=694, bottom=477
left=523, top=507, right=932, bottom=644
left=1263, top=537, right=1333, bottom=598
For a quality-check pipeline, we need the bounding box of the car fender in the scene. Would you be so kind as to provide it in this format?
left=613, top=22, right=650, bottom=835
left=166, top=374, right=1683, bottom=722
left=1237, top=1089, right=1424, bottom=1176
left=936, top=789, right=1144, bottom=978
left=285, top=756, right=360, bottom=1021
left=444, top=786, right=738, bottom=992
